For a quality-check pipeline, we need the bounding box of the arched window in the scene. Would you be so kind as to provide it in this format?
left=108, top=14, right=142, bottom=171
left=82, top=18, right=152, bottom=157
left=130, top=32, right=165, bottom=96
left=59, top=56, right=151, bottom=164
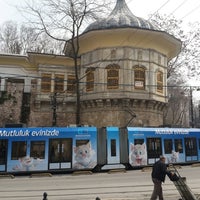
left=157, top=71, right=163, bottom=93
left=86, top=68, right=95, bottom=92
left=106, top=64, right=119, bottom=89
left=134, top=67, right=145, bottom=90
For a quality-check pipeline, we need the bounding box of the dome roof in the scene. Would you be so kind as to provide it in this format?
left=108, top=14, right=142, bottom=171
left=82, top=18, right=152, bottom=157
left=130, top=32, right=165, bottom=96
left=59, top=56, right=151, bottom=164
left=84, top=0, right=156, bottom=33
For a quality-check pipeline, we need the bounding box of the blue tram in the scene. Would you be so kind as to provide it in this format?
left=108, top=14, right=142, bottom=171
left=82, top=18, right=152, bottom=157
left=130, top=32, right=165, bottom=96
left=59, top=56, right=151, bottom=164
left=127, top=127, right=200, bottom=166
left=0, top=126, right=200, bottom=174
left=0, top=127, right=97, bottom=173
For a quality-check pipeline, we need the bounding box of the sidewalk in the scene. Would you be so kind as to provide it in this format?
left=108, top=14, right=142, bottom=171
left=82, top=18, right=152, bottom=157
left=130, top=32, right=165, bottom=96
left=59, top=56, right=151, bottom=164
left=0, top=165, right=199, bottom=200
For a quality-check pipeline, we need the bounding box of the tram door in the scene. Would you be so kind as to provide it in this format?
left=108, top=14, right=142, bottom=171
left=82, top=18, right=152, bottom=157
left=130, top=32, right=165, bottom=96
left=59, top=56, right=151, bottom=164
left=147, top=138, right=162, bottom=164
left=0, top=140, right=7, bottom=172
left=49, top=139, right=72, bottom=170
left=107, top=128, right=120, bottom=164
left=184, top=137, right=198, bottom=162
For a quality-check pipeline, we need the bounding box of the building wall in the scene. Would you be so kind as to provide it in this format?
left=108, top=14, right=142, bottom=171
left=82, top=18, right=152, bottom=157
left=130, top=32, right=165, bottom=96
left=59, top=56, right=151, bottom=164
left=0, top=26, right=181, bottom=128
left=0, top=81, right=24, bottom=127
left=80, top=99, right=164, bottom=127
left=79, top=46, right=167, bottom=127
left=0, top=47, right=169, bottom=127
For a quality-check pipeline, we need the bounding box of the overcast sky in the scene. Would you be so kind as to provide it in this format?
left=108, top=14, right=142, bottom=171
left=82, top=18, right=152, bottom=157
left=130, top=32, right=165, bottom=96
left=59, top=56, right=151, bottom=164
left=0, top=0, right=200, bottom=25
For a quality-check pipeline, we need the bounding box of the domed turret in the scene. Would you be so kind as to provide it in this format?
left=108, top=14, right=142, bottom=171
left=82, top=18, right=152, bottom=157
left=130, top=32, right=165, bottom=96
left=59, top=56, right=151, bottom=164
left=84, top=0, right=156, bottom=33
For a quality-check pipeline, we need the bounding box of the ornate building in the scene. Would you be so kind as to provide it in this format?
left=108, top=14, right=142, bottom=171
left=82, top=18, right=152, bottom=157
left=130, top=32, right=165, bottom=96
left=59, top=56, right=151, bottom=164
left=0, top=0, right=181, bottom=127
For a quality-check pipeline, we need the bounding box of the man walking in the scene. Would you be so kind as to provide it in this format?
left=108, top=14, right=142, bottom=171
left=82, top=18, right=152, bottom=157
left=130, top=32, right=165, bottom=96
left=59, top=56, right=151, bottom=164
left=150, top=156, right=173, bottom=200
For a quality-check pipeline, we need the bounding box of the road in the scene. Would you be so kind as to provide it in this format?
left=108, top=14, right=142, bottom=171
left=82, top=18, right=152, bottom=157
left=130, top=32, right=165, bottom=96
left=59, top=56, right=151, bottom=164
left=0, top=165, right=200, bottom=200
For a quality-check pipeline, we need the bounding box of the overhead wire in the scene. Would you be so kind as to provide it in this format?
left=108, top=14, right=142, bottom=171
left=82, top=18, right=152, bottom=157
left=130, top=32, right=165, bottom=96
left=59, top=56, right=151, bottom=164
left=166, top=0, right=189, bottom=18
left=181, top=2, right=200, bottom=20
left=1, top=70, right=199, bottom=90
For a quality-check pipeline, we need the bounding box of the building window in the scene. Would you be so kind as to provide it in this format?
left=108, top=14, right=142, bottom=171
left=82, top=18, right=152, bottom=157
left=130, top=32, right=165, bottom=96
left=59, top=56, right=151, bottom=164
left=134, top=67, right=145, bottom=90
left=158, top=55, right=161, bottom=64
left=41, top=73, right=51, bottom=92
left=157, top=71, right=163, bottom=93
left=54, top=74, right=64, bottom=93
left=67, top=75, right=76, bottom=93
left=106, top=64, right=119, bottom=89
left=111, top=49, right=116, bottom=59
left=138, top=50, right=142, bottom=60
left=86, top=68, right=94, bottom=92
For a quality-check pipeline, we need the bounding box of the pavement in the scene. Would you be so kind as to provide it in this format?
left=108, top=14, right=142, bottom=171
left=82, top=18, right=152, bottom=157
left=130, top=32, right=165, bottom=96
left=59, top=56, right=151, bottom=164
left=0, top=165, right=200, bottom=200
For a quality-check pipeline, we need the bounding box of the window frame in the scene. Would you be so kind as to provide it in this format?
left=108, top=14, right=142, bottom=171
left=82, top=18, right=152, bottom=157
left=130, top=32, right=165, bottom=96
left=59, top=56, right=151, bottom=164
left=67, top=75, right=76, bottom=93
left=11, top=141, right=27, bottom=160
left=54, top=74, right=64, bottom=93
left=134, top=67, right=145, bottom=90
left=86, top=68, right=95, bottom=92
left=41, top=73, right=51, bottom=93
left=30, top=141, right=45, bottom=159
left=106, top=64, right=119, bottom=89
left=157, top=71, right=164, bottom=93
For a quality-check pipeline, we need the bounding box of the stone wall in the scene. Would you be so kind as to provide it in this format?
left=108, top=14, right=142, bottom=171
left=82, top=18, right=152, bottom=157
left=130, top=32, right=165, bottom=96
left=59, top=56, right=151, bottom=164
left=80, top=99, right=165, bottom=127
left=0, top=81, right=23, bottom=127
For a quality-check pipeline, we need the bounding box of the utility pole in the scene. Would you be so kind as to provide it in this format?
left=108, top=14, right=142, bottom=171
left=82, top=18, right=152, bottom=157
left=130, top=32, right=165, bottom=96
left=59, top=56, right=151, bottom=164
left=190, top=86, right=194, bottom=128
left=51, top=92, right=57, bottom=126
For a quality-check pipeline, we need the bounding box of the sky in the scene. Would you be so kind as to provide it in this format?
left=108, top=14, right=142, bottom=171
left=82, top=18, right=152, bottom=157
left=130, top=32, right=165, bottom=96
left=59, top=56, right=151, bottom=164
left=129, top=0, right=200, bottom=25
left=0, top=0, right=200, bottom=99
left=1, top=0, right=200, bottom=25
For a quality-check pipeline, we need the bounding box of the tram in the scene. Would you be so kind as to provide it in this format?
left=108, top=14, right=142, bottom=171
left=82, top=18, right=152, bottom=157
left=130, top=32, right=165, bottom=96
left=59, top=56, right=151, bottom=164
left=0, top=126, right=199, bottom=174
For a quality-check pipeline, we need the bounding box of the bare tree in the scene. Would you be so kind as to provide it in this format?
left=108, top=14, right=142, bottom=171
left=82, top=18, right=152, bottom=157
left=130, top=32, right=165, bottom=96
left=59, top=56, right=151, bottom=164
left=22, top=0, right=111, bottom=125
left=0, top=21, right=64, bottom=55
left=149, top=13, right=200, bottom=127
left=164, top=86, right=189, bottom=127
left=0, top=21, right=21, bottom=54
left=150, top=13, right=200, bottom=82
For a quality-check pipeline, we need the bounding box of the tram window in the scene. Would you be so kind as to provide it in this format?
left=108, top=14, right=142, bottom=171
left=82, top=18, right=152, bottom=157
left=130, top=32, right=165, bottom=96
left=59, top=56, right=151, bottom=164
left=111, top=139, right=116, bottom=157
left=147, top=138, right=162, bottom=158
left=50, top=139, right=72, bottom=163
left=199, top=139, right=200, bottom=150
left=76, top=140, right=89, bottom=146
left=185, top=138, right=197, bottom=156
left=61, top=139, right=72, bottom=162
left=0, top=140, right=7, bottom=164
left=164, top=139, right=172, bottom=154
left=134, top=139, right=144, bottom=145
left=30, top=141, right=45, bottom=159
left=175, top=139, right=183, bottom=153
left=155, top=138, right=161, bottom=152
left=11, top=141, right=27, bottom=160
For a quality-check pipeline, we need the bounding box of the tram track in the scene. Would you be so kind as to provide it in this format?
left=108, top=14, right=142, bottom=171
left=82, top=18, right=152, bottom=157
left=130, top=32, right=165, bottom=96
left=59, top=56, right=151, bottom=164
left=0, top=167, right=200, bottom=200
left=0, top=183, right=181, bottom=200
